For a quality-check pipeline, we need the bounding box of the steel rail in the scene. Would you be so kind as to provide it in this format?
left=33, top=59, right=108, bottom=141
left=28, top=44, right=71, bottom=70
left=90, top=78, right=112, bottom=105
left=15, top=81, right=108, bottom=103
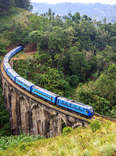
left=94, top=113, right=116, bottom=123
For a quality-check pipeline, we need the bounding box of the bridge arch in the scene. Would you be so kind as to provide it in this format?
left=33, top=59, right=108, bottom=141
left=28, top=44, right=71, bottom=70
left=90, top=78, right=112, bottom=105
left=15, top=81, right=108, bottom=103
left=1, top=51, right=90, bottom=137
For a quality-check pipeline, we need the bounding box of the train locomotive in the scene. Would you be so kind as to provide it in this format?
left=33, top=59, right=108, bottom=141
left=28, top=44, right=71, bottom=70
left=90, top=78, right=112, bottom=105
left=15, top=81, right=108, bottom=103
left=3, top=46, right=94, bottom=118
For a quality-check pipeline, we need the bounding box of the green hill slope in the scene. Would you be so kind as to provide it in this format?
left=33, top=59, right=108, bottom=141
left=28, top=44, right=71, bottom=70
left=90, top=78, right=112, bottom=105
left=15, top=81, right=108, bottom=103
left=0, top=120, right=116, bottom=156
left=0, top=7, right=31, bottom=53
left=0, top=7, right=30, bottom=26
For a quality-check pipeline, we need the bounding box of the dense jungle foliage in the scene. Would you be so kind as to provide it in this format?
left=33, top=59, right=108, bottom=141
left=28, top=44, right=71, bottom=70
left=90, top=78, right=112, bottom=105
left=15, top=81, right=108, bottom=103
left=0, top=3, right=116, bottom=138
left=0, top=0, right=32, bottom=13
left=12, top=10, right=116, bottom=118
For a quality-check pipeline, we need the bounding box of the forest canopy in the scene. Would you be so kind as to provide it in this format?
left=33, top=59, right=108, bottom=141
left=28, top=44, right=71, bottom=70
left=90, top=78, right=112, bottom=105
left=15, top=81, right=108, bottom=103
left=0, top=0, right=32, bottom=13
left=1, top=6, right=116, bottom=135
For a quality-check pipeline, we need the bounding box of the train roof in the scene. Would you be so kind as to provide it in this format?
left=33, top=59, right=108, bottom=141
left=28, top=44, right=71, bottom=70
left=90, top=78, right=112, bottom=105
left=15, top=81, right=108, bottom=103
left=16, top=76, right=34, bottom=86
left=58, top=97, right=93, bottom=109
left=9, top=46, right=23, bottom=53
left=5, top=46, right=23, bottom=58
left=33, top=85, right=58, bottom=97
left=7, top=68, right=20, bottom=77
left=5, top=52, right=12, bottom=59
left=3, top=56, right=9, bottom=63
left=4, top=62, right=12, bottom=69
left=4, top=47, right=23, bottom=63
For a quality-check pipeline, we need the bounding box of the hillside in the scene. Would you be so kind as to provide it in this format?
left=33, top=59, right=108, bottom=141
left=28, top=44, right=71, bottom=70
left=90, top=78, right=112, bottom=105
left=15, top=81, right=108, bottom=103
left=0, top=120, right=116, bottom=156
left=1, top=3, right=116, bottom=156
left=0, top=7, right=31, bottom=53
left=0, top=7, right=31, bottom=136
left=32, top=3, right=116, bottom=23
left=0, top=8, right=27, bottom=25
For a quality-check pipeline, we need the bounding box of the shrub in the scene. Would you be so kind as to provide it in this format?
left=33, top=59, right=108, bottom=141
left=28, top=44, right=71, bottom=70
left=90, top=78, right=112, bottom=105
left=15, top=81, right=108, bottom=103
left=0, top=134, right=43, bottom=150
left=62, top=127, right=73, bottom=135
left=90, top=120, right=101, bottom=132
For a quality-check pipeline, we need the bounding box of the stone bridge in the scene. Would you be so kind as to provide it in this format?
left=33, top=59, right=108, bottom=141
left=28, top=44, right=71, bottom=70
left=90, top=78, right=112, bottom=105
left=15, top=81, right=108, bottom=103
left=0, top=63, right=90, bottom=137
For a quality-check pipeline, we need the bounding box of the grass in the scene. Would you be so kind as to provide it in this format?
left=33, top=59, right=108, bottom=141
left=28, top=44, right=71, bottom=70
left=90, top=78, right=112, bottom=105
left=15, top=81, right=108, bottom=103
left=0, top=134, right=43, bottom=150
left=0, top=120, right=116, bottom=156
left=0, top=8, right=116, bottom=156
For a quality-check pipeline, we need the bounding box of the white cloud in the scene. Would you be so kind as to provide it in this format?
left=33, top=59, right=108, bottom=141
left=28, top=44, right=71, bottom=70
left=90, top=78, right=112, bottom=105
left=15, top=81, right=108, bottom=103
left=31, top=0, right=116, bottom=5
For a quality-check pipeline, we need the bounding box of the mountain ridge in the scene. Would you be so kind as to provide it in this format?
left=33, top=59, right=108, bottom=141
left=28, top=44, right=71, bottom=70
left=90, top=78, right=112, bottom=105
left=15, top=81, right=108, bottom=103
left=32, top=2, right=116, bottom=22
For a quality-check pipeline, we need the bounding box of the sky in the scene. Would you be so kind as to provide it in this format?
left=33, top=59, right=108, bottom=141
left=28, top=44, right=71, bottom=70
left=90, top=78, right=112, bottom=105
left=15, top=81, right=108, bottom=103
left=31, top=0, right=116, bottom=5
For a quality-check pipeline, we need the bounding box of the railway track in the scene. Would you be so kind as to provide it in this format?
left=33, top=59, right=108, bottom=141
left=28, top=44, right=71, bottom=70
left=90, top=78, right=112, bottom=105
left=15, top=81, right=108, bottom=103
left=1, top=62, right=92, bottom=124
left=94, top=113, right=116, bottom=123
left=1, top=59, right=116, bottom=125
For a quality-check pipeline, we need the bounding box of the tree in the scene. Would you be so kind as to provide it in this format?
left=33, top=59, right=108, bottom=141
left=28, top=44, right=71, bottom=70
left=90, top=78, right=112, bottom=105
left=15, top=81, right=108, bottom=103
left=15, top=0, right=32, bottom=11
left=29, top=31, right=42, bottom=44
left=0, top=0, right=11, bottom=13
left=72, top=12, right=80, bottom=23
left=65, top=46, right=88, bottom=81
left=47, top=26, right=74, bottom=54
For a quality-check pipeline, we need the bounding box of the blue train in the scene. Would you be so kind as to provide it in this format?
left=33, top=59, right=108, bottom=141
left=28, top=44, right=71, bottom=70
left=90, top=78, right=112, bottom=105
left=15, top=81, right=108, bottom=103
left=3, top=46, right=94, bottom=118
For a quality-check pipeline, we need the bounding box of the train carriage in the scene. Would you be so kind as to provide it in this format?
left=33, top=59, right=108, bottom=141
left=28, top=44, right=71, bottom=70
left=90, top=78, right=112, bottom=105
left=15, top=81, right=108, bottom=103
left=32, top=85, right=58, bottom=104
left=3, top=56, right=9, bottom=63
left=16, top=77, right=34, bottom=92
left=3, top=62, right=11, bottom=72
left=4, top=46, right=23, bottom=62
left=57, top=97, right=94, bottom=117
left=7, top=69, right=20, bottom=81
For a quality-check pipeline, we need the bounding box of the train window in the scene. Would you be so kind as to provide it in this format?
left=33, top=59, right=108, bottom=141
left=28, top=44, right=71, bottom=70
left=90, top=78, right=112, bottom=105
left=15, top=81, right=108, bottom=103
left=86, top=110, right=89, bottom=113
left=67, top=102, right=69, bottom=106
left=17, top=79, right=30, bottom=88
left=64, top=101, right=68, bottom=106
left=77, top=107, right=82, bottom=112
left=62, top=101, right=64, bottom=105
left=34, top=89, right=51, bottom=99
left=67, top=103, right=70, bottom=107
left=71, top=104, right=75, bottom=108
left=90, top=108, right=93, bottom=112
left=61, top=101, right=68, bottom=106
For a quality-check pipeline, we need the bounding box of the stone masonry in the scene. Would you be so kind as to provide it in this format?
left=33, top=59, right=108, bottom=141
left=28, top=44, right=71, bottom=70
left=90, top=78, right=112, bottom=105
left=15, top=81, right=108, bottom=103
left=1, top=72, right=88, bottom=137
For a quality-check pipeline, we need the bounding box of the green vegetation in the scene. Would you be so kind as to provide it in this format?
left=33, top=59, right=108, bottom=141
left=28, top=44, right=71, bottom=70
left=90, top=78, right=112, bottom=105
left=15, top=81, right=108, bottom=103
left=0, top=4, right=32, bottom=136
left=0, top=2, right=116, bottom=155
left=0, top=120, right=116, bottom=156
left=0, top=134, right=43, bottom=150
left=10, top=10, right=116, bottom=117
left=90, top=120, right=101, bottom=132
left=0, top=0, right=32, bottom=14
left=0, top=7, right=30, bottom=53
left=74, top=64, right=116, bottom=117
